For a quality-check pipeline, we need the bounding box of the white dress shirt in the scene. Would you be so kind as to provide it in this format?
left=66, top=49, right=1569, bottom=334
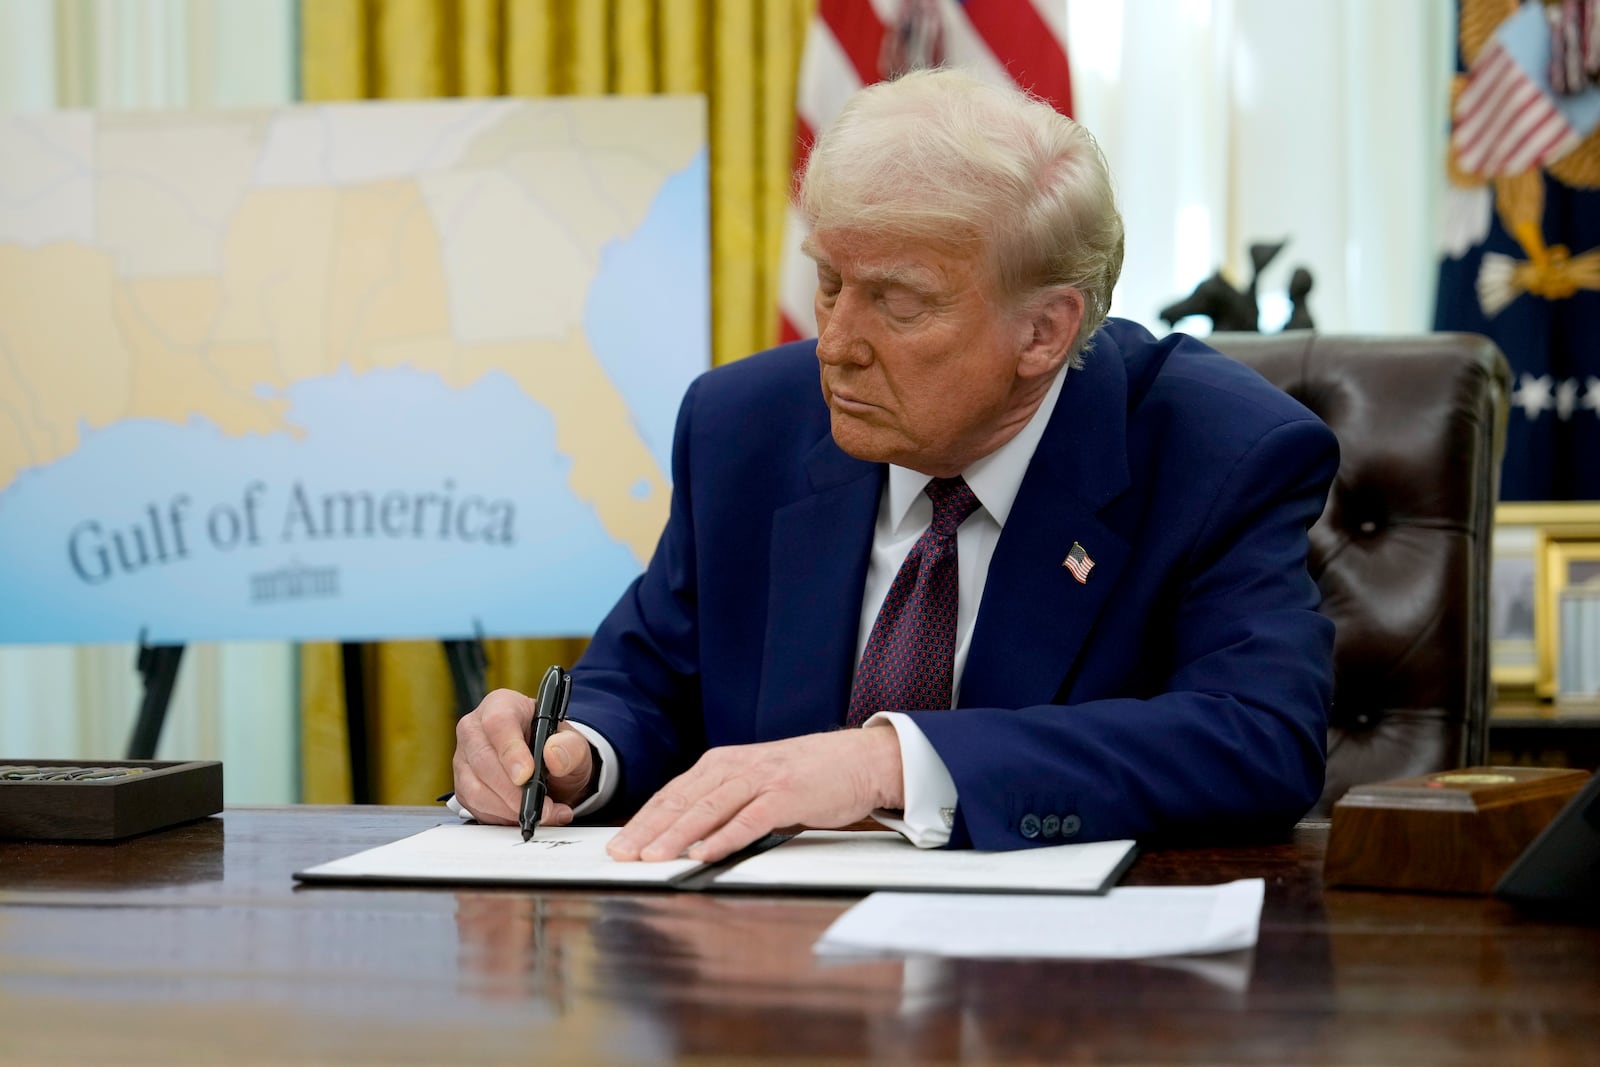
left=515, top=369, right=1069, bottom=844
left=859, top=368, right=1066, bottom=846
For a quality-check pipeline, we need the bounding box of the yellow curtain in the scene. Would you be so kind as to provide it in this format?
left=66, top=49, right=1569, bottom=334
left=298, top=0, right=813, bottom=803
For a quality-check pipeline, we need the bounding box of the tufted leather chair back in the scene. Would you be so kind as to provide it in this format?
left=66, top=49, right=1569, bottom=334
left=1207, top=332, right=1511, bottom=815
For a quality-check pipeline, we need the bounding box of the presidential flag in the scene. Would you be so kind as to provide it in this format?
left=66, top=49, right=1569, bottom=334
left=777, top=0, right=1073, bottom=344
left=1435, top=0, right=1600, bottom=500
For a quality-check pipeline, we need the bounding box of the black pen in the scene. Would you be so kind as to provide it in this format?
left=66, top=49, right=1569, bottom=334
left=519, top=665, right=571, bottom=842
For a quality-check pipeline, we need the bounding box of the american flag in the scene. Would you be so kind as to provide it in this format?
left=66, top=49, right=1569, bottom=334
left=1451, top=2, right=1598, bottom=179
left=777, top=0, right=1074, bottom=343
left=1063, top=541, right=1094, bottom=584
left=1453, top=37, right=1581, bottom=177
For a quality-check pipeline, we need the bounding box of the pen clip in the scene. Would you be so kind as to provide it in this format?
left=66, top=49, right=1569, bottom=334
left=554, top=671, right=572, bottom=723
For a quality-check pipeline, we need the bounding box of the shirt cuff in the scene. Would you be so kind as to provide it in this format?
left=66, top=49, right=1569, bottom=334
left=564, top=720, right=618, bottom=817
left=864, top=712, right=957, bottom=848
left=445, top=720, right=618, bottom=822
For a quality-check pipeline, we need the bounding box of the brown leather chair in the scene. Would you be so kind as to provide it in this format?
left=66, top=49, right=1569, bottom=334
left=1208, top=332, right=1511, bottom=815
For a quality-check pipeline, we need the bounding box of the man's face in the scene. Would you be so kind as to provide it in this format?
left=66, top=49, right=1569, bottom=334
left=808, top=229, right=1035, bottom=477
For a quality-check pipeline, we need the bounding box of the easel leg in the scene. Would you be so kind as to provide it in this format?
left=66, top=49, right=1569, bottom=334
left=442, top=638, right=489, bottom=718
left=127, top=642, right=184, bottom=760
left=341, top=642, right=371, bottom=804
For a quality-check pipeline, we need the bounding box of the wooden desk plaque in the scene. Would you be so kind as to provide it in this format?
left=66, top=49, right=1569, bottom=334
left=1324, top=765, right=1591, bottom=894
left=0, top=759, right=222, bottom=841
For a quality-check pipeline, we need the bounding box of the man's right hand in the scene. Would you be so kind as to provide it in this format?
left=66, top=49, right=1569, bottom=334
left=452, top=687, right=594, bottom=826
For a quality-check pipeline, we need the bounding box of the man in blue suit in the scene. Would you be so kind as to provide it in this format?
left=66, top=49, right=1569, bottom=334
left=452, top=68, right=1337, bottom=861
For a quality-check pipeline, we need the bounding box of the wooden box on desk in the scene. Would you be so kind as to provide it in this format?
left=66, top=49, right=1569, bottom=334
left=0, top=759, right=222, bottom=841
left=1324, top=766, right=1590, bottom=893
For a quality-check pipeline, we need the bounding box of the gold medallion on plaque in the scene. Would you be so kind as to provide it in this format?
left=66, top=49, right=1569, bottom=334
left=1432, top=772, right=1519, bottom=787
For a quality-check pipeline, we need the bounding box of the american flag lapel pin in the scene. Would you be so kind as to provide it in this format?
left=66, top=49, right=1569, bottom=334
left=1062, top=541, right=1095, bottom=584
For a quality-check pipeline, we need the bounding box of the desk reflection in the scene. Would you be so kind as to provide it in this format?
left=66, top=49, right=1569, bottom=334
left=0, top=815, right=224, bottom=893
left=450, top=890, right=1286, bottom=1064
left=453, top=891, right=574, bottom=1010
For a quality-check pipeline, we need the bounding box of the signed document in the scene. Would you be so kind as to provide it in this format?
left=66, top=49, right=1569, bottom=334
left=295, top=824, right=705, bottom=888
left=296, top=826, right=1135, bottom=894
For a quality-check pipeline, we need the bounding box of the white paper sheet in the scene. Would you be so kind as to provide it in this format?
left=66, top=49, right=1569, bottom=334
left=814, top=878, right=1265, bottom=959
left=712, top=830, right=1135, bottom=893
left=296, top=824, right=703, bottom=885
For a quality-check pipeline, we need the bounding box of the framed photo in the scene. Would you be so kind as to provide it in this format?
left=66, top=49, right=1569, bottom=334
left=1493, top=503, right=1600, bottom=696
left=1537, top=526, right=1600, bottom=699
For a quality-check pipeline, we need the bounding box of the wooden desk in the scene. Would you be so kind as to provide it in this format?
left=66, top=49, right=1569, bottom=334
left=2, top=807, right=1596, bottom=1065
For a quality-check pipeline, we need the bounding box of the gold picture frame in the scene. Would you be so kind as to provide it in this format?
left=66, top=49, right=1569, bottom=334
left=1536, top=526, right=1600, bottom=699
left=1493, top=502, right=1600, bottom=696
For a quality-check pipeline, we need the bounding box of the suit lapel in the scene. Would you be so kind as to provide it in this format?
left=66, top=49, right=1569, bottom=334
left=960, top=336, right=1135, bottom=710
left=755, top=433, right=882, bottom=740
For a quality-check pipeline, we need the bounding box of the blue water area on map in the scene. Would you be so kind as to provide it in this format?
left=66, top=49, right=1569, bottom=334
left=0, top=369, right=644, bottom=643
left=584, top=147, right=709, bottom=475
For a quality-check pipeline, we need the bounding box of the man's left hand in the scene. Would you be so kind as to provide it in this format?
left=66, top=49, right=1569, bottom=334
left=607, top=725, right=906, bottom=863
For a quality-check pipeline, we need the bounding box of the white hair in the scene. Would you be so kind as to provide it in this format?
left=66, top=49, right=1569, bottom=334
left=798, top=67, right=1124, bottom=362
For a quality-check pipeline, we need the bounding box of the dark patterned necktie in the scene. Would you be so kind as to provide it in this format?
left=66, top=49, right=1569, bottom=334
left=846, top=476, right=981, bottom=727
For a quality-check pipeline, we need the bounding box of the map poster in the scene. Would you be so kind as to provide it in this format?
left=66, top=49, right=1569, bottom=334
left=0, top=98, right=708, bottom=644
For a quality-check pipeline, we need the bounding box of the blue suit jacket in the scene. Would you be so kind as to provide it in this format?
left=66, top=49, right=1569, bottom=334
left=568, top=318, right=1339, bottom=850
